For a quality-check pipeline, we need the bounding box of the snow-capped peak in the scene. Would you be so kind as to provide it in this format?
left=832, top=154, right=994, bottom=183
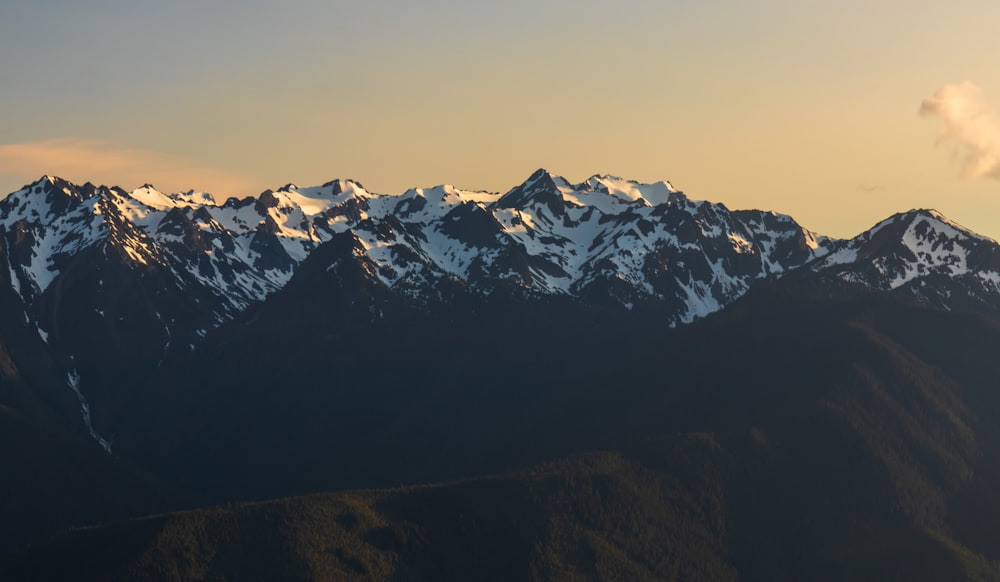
left=578, top=174, right=677, bottom=207
left=811, top=207, right=1000, bottom=296
left=5, top=172, right=1000, bottom=340
left=129, top=184, right=183, bottom=210
left=908, top=208, right=995, bottom=242
left=518, top=168, right=572, bottom=190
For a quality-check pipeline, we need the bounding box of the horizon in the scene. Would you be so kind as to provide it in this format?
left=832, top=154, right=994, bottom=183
left=4, top=2, right=1000, bottom=240
left=7, top=168, right=981, bottom=243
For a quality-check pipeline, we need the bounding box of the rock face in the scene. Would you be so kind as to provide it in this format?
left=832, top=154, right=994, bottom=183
left=812, top=208, right=1000, bottom=316
left=2, top=170, right=1000, bottom=452
left=0, top=171, right=836, bottom=345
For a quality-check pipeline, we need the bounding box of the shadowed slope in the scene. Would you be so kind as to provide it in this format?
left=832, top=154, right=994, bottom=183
left=7, top=277, right=1000, bottom=580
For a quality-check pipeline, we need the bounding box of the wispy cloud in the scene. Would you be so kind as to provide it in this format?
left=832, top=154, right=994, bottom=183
left=0, top=137, right=256, bottom=195
left=920, top=82, right=1000, bottom=180
left=855, top=183, right=884, bottom=193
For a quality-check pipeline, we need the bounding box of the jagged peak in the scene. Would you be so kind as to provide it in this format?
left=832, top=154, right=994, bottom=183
left=878, top=208, right=949, bottom=224
left=583, top=173, right=630, bottom=187
left=493, top=169, right=570, bottom=210
left=865, top=208, right=986, bottom=241
left=877, top=208, right=946, bottom=223
left=320, top=178, right=373, bottom=195
left=913, top=208, right=945, bottom=219
left=815, top=206, right=1000, bottom=277
left=526, top=167, right=553, bottom=181
left=572, top=174, right=679, bottom=208
left=401, top=184, right=500, bottom=205
left=255, top=189, right=280, bottom=212
left=28, top=174, right=78, bottom=193
left=522, top=168, right=570, bottom=189
left=900, top=209, right=987, bottom=236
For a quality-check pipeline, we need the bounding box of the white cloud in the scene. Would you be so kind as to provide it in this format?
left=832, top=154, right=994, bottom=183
left=921, top=82, right=1000, bottom=180
left=0, top=137, right=256, bottom=196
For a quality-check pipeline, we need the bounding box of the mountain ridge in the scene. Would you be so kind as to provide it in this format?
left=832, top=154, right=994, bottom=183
left=6, top=170, right=1000, bottom=578
left=5, top=171, right=999, bottom=334
left=3, top=171, right=1000, bottom=470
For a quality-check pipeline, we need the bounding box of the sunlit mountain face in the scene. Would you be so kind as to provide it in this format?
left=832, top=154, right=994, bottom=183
left=6, top=171, right=995, bottom=359
left=3, top=171, right=1000, bottom=580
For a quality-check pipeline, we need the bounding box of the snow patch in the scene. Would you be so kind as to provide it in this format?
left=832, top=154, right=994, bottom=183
left=66, top=371, right=112, bottom=454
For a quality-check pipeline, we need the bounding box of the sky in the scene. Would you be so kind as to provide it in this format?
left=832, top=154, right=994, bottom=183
left=3, top=0, right=1000, bottom=239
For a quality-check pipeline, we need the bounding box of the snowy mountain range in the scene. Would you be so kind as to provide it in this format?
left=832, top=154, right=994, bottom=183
left=3, top=169, right=999, bottom=351
left=7, top=169, right=1000, bottom=568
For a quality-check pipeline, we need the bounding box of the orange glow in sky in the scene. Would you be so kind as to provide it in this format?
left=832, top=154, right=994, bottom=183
left=3, top=1, right=1000, bottom=239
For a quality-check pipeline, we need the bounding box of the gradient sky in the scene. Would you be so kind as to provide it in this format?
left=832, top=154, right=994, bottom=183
left=3, top=0, right=1000, bottom=239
